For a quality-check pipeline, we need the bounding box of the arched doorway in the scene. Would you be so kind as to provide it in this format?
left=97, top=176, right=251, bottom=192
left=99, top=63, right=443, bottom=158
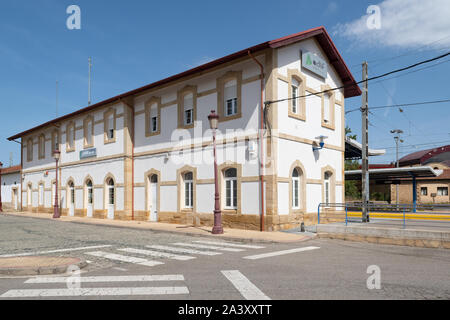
left=106, top=178, right=115, bottom=220
left=86, top=179, right=93, bottom=218
left=148, top=174, right=158, bottom=222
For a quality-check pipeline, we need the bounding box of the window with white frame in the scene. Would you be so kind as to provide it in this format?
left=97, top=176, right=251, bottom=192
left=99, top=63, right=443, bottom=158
left=323, top=93, right=331, bottom=123
left=38, top=135, right=45, bottom=159
left=224, top=168, right=237, bottom=209
left=149, top=103, right=158, bottom=133
left=52, top=130, right=59, bottom=152
left=84, top=117, right=93, bottom=147
left=421, top=187, right=428, bottom=196
left=224, top=79, right=238, bottom=117
left=184, top=93, right=194, bottom=126
left=437, top=187, right=448, bottom=196
left=67, top=123, right=75, bottom=150
left=184, top=172, right=193, bottom=209
left=107, top=113, right=115, bottom=140
left=291, top=79, right=299, bottom=114
left=39, top=183, right=44, bottom=206
left=27, top=138, right=33, bottom=162
left=292, top=168, right=301, bottom=209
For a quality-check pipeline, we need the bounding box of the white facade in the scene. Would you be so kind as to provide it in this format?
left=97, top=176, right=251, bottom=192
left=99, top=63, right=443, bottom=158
left=1, top=168, right=21, bottom=211
left=11, top=28, right=358, bottom=230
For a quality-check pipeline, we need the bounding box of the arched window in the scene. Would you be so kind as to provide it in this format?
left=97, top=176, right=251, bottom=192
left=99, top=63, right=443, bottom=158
left=184, top=172, right=193, bottom=209
left=107, top=178, right=115, bottom=205
left=291, top=79, right=299, bottom=114
left=224, top=168, right=237, bottom=209
left=292, top=168, right=301, bottom=209
left=86, top=180, right=93, bottom=205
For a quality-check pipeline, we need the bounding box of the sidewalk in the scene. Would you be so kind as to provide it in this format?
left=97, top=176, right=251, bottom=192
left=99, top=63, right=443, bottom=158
left=0, top=256, right=86, bottom=276
left=1, top=211, right=314, bottom=244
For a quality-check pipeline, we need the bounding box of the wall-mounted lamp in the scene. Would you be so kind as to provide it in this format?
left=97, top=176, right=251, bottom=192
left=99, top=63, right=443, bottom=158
left=312, top=135, right=328, bottom=151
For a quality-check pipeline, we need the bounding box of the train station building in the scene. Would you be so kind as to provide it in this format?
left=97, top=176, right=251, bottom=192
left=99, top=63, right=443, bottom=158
left=6, top=26, right=361, bottom=231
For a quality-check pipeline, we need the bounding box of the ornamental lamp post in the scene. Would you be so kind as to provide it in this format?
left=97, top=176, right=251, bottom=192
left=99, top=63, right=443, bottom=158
left=0, top=162, right=3, bottom=213
left=208, top=110, right=223, bottom=235
left=53, top=150, right=61, bottom=219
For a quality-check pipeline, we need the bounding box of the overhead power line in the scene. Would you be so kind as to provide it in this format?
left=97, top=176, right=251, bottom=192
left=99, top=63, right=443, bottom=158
left=345, top=99, right=450, bottom=114
left=266, top=51, right=450, bottom=106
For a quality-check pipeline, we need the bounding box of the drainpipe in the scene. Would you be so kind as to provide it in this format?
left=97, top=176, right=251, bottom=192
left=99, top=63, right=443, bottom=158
left=122, top=99, right=135, bottom=221
left=248, top=50, right=265, bottom=232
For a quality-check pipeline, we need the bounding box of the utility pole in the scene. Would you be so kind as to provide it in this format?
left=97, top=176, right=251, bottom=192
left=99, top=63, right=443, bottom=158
left=361, top=62, right=370, bottom=223
left=391, top=129, right=404, bottom=206
left=88, top=57, right=92, bottom=106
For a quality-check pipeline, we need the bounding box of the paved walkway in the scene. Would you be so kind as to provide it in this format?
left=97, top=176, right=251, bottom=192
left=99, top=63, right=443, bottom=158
left=1, top=211, right=313, bottom=244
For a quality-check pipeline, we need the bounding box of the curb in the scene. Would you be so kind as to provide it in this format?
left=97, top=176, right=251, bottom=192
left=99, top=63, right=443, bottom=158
left=0, top=257, right=88, bottom=276
left=1, top=212, right=315, bottom=244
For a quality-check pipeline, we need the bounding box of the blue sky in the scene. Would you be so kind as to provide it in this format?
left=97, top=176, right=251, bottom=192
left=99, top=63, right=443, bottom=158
left=1, top=0, right=449, bottom=167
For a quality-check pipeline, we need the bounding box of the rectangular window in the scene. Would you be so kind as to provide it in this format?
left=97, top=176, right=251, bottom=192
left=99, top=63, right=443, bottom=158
left=184, top=181, right=193, bottom=208
left=88, top=189, right=93, bottom=204
left=437, top=187, right=448, bottom=196
left=85, top=120, right=93, bottom=146
left=421, top=187, right=428, bottom=196
left=151, top=116, right=158, bottom=133
left=108, top=115, right=114, bottom=139
left=184, top=109, right=193, bottom=126
left=109, top=188, right=115, bottom=205
left=292, top=84, right=298, bottom=114
left=225, top=179, right=237, bottom=209
left=224, top=80, right=238, bottom=117
left=293, top=180, right=299, bottom=208
left=323, top=93, right=330, bottom=123
left=325, top=181, right=330, bottom=205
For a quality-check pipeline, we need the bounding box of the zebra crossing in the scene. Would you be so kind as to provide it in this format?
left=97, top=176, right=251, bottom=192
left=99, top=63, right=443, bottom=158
left=1, top=274, right=189, bottom=298
left=80, top=240, right=266, bottom=267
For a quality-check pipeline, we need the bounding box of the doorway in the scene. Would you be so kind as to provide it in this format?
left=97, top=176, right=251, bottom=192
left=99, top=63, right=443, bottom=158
left=148, top=175, right=158, bottom=222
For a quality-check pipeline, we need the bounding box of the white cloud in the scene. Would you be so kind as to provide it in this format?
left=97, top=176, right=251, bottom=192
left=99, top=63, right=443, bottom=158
left=334, top=0, right=450, bottom=49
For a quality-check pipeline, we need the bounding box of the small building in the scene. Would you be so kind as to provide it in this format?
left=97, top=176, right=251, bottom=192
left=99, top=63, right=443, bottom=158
left=391, top=145, right=450, bottom=204
left=0, top=165, right=22, bottom=211
left=6, top=26, right=361, bottom=231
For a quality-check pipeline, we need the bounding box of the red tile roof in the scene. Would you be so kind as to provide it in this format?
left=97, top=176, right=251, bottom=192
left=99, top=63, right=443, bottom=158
left=399, top=145, right=450, bottom=166
left=8, top=26, right=361, bottom=141
left=0, top=165, right=21, bottom=175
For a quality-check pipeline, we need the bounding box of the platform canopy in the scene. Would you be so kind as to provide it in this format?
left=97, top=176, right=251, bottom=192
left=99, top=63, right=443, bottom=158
left=345, top=137, right=386, bottom=160
left=345, top=166, right=443, bottom=181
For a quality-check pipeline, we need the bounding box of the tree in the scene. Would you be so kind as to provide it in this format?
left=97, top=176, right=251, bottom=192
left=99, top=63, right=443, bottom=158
left=345, top=127, right=361, bottom=200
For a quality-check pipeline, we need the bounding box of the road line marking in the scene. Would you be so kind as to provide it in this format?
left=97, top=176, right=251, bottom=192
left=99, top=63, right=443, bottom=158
left=25, top=275, right=185, bottom=284
left=113, top=267, right=128, bottom=272
left=243, top=246, right=320, bottom=260
left=147, top=245, right=222, bottom=256
left=172, top=243, right=244, bottom=252
left=0, top=287, right=189, bottom=298
left=221, top=270, right=270, bottom=300
left=0, top=245, right=113, bottom=258
left=193, top=240, right=265, bottom=249
left=118, top=248, right=195, bottom=261
left=85, top=251, right=164, bottom=267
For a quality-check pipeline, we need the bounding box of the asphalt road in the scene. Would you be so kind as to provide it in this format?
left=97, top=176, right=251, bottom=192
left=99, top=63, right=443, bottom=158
left=0, top=214, right=449, bottom=300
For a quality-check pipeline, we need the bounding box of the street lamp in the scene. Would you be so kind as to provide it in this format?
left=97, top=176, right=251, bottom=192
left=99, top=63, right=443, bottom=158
left=391, top=129, right=404, bottom=206
left=208, top=110, right=223, bottom=235
left=0, top=162, right=3, bottom=213
left=53, top=150, right=61, bottom=219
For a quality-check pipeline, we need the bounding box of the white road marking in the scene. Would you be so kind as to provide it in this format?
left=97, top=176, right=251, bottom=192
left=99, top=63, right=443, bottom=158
left=243, top=246, right=320, bottom=260
left=118, top=248, right=195, bottom=261
left=172, top=243, right=244, bottom=252
left=113, top=267, right=128, bottom=272
left=221, top=270, right=270, bottom=300
left=0, top=287, right=189, bottom=298
left=147, top=245, right=222, bottom=256
left=25, top=275, right=185, bottom=284
left=0, top=245, right=113, bottom=258
left=85, top=251, right=164, bottom=267
left=193, top=240, right=265, bottom=249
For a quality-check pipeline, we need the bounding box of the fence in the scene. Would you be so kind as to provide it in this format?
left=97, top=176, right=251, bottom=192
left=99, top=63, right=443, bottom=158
left=318, top=202, right=450, bottom=229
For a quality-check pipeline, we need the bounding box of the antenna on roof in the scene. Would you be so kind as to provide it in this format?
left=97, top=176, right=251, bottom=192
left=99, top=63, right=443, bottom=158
left=56, top=80, right=58, bottom=117
left=88, top=57, right=92, bottom=105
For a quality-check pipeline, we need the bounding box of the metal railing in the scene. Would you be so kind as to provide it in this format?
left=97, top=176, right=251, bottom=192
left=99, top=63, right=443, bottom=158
left=318, top=202, right=450, bottom=229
